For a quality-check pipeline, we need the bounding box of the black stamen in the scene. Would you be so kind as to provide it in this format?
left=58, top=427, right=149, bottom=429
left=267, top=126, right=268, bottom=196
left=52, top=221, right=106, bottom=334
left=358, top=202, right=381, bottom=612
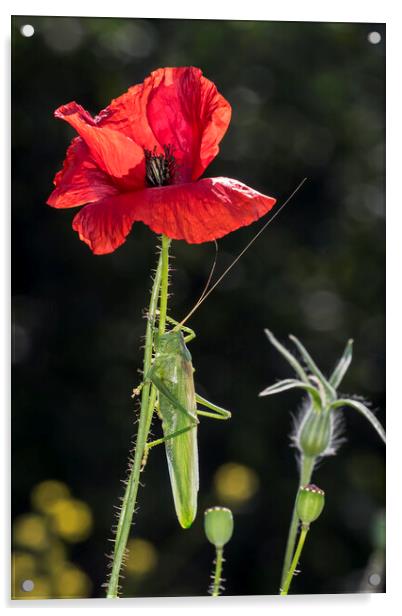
left=145, top=145, right=177, bottom=187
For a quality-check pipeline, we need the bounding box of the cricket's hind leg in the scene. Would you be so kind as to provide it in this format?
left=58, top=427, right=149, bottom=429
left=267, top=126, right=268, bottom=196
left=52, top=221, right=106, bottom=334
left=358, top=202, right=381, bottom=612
left=195, top=394, right=231, bottom=420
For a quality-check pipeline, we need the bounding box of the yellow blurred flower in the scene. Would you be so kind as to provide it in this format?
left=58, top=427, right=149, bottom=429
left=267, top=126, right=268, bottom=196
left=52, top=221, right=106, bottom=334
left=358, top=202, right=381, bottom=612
left=125, top=538, right=158, bottom=576
left=13, top=514, right=49, bottom=551
left=12, top=482, right=94, bottom=599
left=214, top=462, right=260, bottom=504
left=53, top=564, right=92, bottom=598
left=31, top=480, right=71, bottom=514
left=12, top=551, right=37, bottom=578
left=43, top=539, right=67, bottom=572
left=47, top=498, right=93, bottom=542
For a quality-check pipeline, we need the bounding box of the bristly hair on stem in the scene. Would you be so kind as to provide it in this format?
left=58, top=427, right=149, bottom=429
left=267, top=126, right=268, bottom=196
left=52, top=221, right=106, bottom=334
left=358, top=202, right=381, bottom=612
left=209, top=548, right=225, bottom=597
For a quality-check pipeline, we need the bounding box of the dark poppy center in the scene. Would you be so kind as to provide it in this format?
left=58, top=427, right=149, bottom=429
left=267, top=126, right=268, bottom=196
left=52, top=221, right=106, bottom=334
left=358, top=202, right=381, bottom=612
left=144, top=145, right=177, bottom=187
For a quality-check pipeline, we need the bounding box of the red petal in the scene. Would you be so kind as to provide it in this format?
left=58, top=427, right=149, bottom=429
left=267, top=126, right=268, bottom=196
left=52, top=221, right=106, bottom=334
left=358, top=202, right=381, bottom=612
left=54, top=102, right=145, bottom=190
left=97, top=74, right=161, bottom=152
left=100, top=67, right=231, bottom=181
left=47, top=137, right=119, bottom=208
left=72, top=193, right=140, bottom=255
left=147, top=68, right=231, bottom=181
left=133, top=177, right=276, bottom=243
left=71, top=178, right=276, bottom=254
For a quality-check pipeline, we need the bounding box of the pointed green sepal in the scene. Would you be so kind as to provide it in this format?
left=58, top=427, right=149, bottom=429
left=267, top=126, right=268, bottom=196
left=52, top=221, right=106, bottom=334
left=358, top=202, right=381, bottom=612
left=264, top=329, right=309, bottom=384
left=329, top=339, right=354, bottom=388
left=289, top=335, right=336, bottom=401
left=259, top=379, right=322, bottom=409
left=332, top=398, right=385, bottom=443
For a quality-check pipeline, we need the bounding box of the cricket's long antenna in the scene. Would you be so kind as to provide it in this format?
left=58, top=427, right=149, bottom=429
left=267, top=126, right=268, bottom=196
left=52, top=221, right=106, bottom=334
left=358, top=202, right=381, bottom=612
left=193, top=240, right=219, bottom=306
left=178, top=178, right=307, bottom=328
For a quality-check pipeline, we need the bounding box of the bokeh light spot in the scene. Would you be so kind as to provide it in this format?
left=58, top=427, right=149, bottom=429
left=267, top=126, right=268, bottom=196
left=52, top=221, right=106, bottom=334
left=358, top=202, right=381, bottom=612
left=371, top=509, right=385, bottom=551
left=31, top=480, right=71, bottom=513
left=97, top=21, right=156, bottom=60
left=12, top=323, right=31, bottom=364
left=13, top=514, right=48, bottom=551
left=42, top=18, right=84, bottom=53
left=42, top=539, right=68, bottom=574
left=12, top=552, right=37, bottom=577
left=20, top=25, right=34, bottom=38
left=214, top=462, right=259, bottom=504
left=368, top=32, right=381, bottom=45
left=301, top=289, right=344, bottom=332
left=54, top=565, right=92, bottom=598
left=48, top=498, right=93, bottom=542
left=125, top=538, right=158, bottom=576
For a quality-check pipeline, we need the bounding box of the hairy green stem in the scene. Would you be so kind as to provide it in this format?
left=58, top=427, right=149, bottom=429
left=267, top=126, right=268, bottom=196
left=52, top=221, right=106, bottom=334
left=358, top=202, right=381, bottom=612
left=280, top=455, right=315, bottom=589
left=280, top=525, right=309, bottom=595
left=106, top=236, right=170, bottom=598
left=158, top=235, right=171, bottom=335
left=212, top=547, right=224, bottom=597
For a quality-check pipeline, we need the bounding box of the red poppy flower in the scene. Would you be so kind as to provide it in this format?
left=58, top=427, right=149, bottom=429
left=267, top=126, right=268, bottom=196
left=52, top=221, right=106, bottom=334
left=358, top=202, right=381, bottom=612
left=47, top=67, right=276, bottom=255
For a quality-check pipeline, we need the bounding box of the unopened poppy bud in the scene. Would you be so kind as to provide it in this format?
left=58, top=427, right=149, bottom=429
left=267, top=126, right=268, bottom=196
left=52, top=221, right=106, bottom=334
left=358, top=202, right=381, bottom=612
left=204, top=507, right=234, bottom=548
left=299, top=409, right=331, bottom=457
left=296, top=484, right=325, bottom=525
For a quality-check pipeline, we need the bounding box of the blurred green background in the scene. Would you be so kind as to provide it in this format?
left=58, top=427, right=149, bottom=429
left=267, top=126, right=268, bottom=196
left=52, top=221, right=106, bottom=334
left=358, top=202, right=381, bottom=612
left=11, top=16, right=385, bottom=598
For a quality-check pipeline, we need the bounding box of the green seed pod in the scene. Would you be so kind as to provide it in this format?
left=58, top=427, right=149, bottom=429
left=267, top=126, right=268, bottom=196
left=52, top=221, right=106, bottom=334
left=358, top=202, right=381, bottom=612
left=296, top=484, right=325, bottom=525
left=204, top=507, right=234, bottom=548
left=299, top=408, right=331, bottom=457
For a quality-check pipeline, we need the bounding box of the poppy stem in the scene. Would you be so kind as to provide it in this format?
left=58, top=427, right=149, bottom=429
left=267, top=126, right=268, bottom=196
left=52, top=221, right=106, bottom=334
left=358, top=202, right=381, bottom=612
left=159, top=234, right=171, bottom=335
left=211, top=547, right=224, bottom=597
left=279, top=455, right=315, bottom=590
left=280, top=524, right=309, bottom=595
left=106, top=236, right=171, bottom=598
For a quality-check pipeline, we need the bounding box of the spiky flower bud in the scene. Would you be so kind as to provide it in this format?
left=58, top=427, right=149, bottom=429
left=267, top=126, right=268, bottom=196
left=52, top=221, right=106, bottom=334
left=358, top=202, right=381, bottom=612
left=296, top=484, right=325, bottom=526
left=299, top=408, right=332, bottom=457
left=204, top=507, right=233, bottom=548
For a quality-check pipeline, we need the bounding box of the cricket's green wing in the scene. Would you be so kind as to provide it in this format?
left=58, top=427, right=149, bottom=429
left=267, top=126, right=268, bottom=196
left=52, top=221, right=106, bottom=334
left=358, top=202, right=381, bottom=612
left=158, top=347, right=199, bottom=529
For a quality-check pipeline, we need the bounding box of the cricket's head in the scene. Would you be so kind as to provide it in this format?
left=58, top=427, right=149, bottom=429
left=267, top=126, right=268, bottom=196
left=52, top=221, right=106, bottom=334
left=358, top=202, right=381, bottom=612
left=156, top=330, right=192, bottom=361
